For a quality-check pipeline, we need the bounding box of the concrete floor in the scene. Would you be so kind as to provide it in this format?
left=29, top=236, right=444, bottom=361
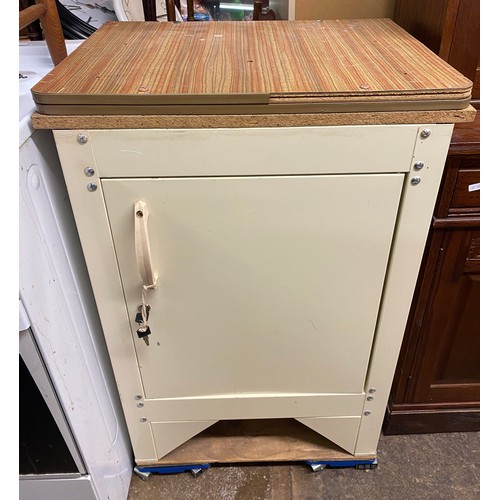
left=127, top=431, right=479, bottom=499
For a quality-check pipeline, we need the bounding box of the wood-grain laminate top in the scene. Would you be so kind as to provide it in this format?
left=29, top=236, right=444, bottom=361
left=31, top=19, right=473, bottom=116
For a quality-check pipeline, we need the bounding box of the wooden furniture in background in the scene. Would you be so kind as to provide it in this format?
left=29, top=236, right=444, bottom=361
left=141, top=0, right=191, bottom=21
left=19, top=0, right=43, bottom=41
left=293, top=0, right=395, bottom=20
left=393, top=0, right=479, bottom=99
left=141, top=0, right=158, bottom=21
left=143, top=1, right=274, bottom=21
left=253, top=0, right=276, bottom=20
left=19, top=0, right=67, bottom=65
left=385, top=0, right=480, bottom=434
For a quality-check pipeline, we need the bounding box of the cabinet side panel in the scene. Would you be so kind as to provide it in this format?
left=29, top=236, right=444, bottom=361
left=354, top=124, right=454, bottom=456
left=53, top=130, right=158, bottom=462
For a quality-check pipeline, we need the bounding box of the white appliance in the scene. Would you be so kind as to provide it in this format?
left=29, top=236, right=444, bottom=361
left=19, top=40, right=133, bottom=500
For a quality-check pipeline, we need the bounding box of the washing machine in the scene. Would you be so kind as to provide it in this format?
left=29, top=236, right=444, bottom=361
left=19, top=39, right=133, bottom=500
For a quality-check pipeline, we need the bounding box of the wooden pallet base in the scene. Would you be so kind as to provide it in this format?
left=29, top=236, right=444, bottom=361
left=135, top=419, right=376, bottom=468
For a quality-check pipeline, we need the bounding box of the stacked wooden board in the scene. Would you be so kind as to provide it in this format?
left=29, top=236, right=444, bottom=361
left=32, top=19, right=472, bottom=116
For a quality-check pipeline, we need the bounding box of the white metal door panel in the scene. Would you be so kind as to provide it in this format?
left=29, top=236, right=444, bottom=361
left=145, top=393, right=364, bottom=422
left=102, top=174, right=403, bottom=405
left=89, top=125, right=418, bottom=178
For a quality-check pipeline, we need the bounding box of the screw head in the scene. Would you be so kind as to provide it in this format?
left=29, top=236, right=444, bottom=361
left=420, top=129, right=431, bottom=139
left=77, top=133, right=88, bottom=144
left=367, top=395, right=375, bottom=401
left=368, top=388, right=376, bottom=394
left=137, top=402, right=144, bottom=408
left=411, top=176, right=422, bottom=186
left=84, top=167, right=95, bottom=177
left=140, top=417, right=147, bottom=422
left=364, top=411, right=372, bottom=416
left=87, top=182, right=98, bottom=192
left=135, top=395, right=143, bottom=400
left=414, top=161, right=424, bottom=170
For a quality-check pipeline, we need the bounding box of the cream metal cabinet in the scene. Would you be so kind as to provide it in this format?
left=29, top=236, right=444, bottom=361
left=30, top=19, right=474, bottom=468
left=52, top=123, right=454, bottom=464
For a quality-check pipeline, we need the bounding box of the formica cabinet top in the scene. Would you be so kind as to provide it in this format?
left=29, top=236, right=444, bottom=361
left=31, top=19, right=476, bottom=127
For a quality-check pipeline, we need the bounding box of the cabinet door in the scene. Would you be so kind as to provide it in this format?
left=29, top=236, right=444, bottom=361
left=409, top=227, right=480, bottom=404
left=102, top=174, right=403, bottom=407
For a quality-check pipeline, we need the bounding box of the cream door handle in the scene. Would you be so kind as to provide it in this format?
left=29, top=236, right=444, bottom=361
left=134, top=200, right=157, bottom=289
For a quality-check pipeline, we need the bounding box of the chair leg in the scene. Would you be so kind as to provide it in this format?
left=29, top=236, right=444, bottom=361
left=253, top=1, right=276, bottom=21
left=35, top=0, right=67, bottom=66
left=142, top=0, right=157, bottom=21
left=253, top=0, right=263, bottom=20
left=187, top=0, right=195, bottom=21
left=166, top=0, right=176, bottom=21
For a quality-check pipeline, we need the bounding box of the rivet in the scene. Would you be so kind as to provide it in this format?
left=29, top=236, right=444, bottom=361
left=77, top=133, right=88, bottom=144
left=84, top=167, right=95, bottom=177
left=367, top=395, right=375, bottom=401
left=420, top=129, right=431, bottom=139
left=140, top=417, right=147, bottom=422
left=414, top=161, right=424, bottom=170
left=364, top=411, right=372, bottom=416
left=368, top=388, right=376, bottom=394
left=137, top=402, right=144, bottom=408
left=135, top=395, right=143, bottom=400
left=87, top=182, right=98, bottom=192
left=411, top=177, right=422, bottom=186
left=31, top=173, right=40, bottom=190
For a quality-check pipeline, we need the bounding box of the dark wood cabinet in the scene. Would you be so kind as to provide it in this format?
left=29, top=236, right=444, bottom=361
left=392, top=0, right=479, bottom=96
left=385, top=0, right=480, bottom=434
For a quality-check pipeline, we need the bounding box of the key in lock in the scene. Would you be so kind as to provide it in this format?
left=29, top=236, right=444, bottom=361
left=136, top=304, right=151, bottom=346
left=137, top=325, right=151, bottom=346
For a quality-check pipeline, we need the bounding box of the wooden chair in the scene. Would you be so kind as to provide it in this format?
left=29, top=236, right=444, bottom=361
left=253, top=0, right=276, bottom=20
left=19, top=0, right=67, bottom=66
left=143, top=0, right=195, bottom=21
left=143, top=0, right=275, bottom=22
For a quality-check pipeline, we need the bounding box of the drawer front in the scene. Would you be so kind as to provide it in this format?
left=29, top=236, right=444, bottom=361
left=102, top=173, right=404, bottom=400
left=450, top=169, right=480, bottom=211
